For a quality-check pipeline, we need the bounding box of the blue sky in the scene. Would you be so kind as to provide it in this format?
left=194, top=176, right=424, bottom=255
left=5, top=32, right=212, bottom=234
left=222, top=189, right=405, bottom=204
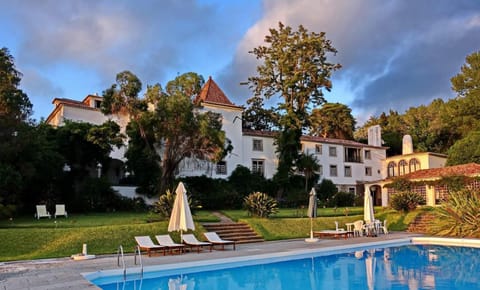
left=1, top=0, right=480, bottom=124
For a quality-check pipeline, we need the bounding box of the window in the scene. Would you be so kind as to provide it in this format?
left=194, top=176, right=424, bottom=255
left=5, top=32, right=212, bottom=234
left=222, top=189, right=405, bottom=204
left=315, top=144, right=322, bottom=154
left=365, top=150, right=371, bottom=160
left=344, top=166, right=352, bottom=177
left=345, top=147, right=361, bottom=163
left=252, top=139, right=263, bottom=151
left=216, top=161, right=227, bottom=175
left=365, top=167, right=372, bottom=176
left=398, top=160, right=408, bottom=176
left=252, top=159, right=265, bottom=176
left=329, top=146, right=337, bottom=157
left=94, top=100, right=102, bottom=108
left=409, top=158, right=421, bottom=172
left=348, top=187, right=356, bottom=194
left=387, top=161, right=396, bottom=177
left=330, top=165, right=338, bottom=177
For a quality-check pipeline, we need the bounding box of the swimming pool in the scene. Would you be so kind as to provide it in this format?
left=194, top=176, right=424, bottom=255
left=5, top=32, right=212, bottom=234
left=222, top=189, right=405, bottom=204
left=85, top=238, right=480, bottom=290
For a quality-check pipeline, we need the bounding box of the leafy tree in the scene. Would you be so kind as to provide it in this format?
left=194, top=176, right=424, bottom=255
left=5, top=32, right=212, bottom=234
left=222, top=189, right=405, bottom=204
left=451, top=50, right=480, bottom=99
left=446, top=131, right=480, bottom=165
left=316, top=178, right=338, bottom=205
left=309, top=102, right=355, bottom=139
left=246, top=22, right=340, bottom=198
left=0, top=47, right=32, bottom=124
left=122, top=72, right=228, bottom=194
left=242, top=95, right=278, bottom=131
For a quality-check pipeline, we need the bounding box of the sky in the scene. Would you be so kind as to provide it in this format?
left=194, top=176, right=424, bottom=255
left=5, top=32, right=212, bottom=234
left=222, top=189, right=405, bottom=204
left=1, top=0, right=480, bottom=125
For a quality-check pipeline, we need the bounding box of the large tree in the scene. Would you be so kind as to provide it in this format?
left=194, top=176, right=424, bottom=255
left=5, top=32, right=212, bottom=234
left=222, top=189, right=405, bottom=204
left=309, top=102, right=355, bottom=139
left=120, top=72, right=228, bottom=194
left=446, top=131, right=480, bottom=166
left=246, top=22, right=340, bottom=197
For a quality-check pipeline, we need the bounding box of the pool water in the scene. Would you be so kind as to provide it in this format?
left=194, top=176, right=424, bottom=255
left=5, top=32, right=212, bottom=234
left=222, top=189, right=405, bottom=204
left=92, top=244, right=480, bottom=290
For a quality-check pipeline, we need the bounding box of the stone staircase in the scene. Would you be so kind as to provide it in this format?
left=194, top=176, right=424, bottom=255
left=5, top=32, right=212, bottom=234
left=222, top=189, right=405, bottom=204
left=202, top=222, right=264, bottom=244
left=407, top=213, right=435, bottom=233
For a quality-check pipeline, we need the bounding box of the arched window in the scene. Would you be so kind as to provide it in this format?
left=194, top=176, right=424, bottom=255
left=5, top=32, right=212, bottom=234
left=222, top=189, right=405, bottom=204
left=398, top=160, right=408, bottom=175
left=387, top=161, right=396, bottom=177
left=409, top=158, right=421, bottom=172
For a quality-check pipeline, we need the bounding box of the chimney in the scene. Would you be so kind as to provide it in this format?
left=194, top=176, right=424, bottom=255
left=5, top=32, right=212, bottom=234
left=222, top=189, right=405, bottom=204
left=402, top=135, right=413, bottom=155
left=367, top=125, right=382, bottom=147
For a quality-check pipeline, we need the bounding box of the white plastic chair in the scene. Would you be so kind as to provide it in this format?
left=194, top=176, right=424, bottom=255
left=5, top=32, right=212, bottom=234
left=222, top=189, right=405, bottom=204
left=54, top=204, right=68, bottom=218
left=380, top=219, right=389, bottom=234
left=353, top=220, right=364, bottom=237
left=335, top=221, right=345, bottom=232
left=35, top=205, right=51, bottom=219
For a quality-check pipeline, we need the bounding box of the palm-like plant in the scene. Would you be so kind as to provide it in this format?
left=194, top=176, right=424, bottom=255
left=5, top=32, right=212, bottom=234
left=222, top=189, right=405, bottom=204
left=430, top=189, right=480, bottom=238
left=244, top=192, right=278, bottom=218
left=296, top=153, right=320, bottom=192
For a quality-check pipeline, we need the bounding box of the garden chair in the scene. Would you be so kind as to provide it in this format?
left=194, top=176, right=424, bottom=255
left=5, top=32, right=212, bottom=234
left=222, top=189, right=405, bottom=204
left=54, top=204, right=68, bottom=218
left=35, top=205, right=51, bottom=219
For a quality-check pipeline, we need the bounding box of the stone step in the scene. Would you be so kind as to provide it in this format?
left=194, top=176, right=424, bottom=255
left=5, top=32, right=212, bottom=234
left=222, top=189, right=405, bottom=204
left=407, top=213, right=435, bottom=233
left=202, top=222, right=264, bottom=244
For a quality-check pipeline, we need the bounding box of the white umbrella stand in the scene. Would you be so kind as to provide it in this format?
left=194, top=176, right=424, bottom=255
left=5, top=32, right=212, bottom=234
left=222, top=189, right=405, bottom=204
left=305, top=188, right=319, bottom=243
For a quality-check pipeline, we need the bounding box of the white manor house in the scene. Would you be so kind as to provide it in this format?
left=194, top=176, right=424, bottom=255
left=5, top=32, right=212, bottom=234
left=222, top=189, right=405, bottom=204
left=47, top=77, right=452, bottom=206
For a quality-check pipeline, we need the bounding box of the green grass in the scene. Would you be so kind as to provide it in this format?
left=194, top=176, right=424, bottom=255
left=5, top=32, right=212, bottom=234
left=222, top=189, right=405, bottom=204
left=0, top=208, right=428, bottom=262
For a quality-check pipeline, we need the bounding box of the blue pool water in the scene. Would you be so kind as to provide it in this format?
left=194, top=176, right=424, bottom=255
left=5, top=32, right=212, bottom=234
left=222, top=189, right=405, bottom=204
left=90, top=244, right=480, bottom=290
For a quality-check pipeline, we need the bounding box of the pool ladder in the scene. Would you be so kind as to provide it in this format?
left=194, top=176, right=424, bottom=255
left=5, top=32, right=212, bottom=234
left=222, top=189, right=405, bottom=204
left=117, top=245, right=144, bottom=279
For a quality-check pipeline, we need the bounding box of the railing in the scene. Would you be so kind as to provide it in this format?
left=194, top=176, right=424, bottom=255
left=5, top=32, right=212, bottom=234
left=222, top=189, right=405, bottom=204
left=134, top=245, right=144, bottom=276
left=117, top=245, right=126, bottom=279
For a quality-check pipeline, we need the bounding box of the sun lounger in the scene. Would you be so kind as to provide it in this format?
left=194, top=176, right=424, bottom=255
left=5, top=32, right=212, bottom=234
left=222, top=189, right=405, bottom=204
left=54, top=204, right=68, bottom=218
left=182, top=234, right=213, bottom=253
left=155, top=234, right=185, bottom=254
left=134, top=236, right=166, bottom=257
left=313, top=230, right=349, bottom=239
left=203, top=232, right=236, bottom=250
left=35, top=205, right=51, bottom=219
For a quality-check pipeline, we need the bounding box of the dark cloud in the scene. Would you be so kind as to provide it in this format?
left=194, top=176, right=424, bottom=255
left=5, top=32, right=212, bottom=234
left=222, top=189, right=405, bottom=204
left=220, top=0, right=480, bottom=122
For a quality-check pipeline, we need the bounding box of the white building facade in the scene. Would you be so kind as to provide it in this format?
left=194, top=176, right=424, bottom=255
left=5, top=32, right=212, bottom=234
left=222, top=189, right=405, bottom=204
left=47, top=77, right=388, bottom=198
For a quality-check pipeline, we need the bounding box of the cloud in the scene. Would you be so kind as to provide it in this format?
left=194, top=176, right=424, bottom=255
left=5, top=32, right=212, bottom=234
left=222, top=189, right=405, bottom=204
left=220, top=0, right=480, bottom=122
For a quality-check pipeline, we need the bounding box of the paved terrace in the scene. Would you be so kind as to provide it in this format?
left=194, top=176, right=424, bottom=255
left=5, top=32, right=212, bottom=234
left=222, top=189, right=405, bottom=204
left=0, top=232, right=421, bottom=290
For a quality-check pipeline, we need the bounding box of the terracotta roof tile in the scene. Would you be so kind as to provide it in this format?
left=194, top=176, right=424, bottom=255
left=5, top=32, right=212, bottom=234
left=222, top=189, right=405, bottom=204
left=401, top=163, right=480, bottom=180
left=194, top=76, right=236, bottom=106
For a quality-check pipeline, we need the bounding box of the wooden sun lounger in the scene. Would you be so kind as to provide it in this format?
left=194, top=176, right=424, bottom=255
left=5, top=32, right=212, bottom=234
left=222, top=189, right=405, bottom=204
left=313, top=230, right=349, bottom=239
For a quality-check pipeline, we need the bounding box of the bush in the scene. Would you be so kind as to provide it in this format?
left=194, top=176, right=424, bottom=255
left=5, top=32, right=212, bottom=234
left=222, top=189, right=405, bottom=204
left=390, top=191, right=425, bottom=212
left=430, top=189, right=480, bottom=238
left=328, top=192, right=355, bottom=207
left=244, top=192, right=278, bottom=218
left=152, top=189, right=175, bottom=218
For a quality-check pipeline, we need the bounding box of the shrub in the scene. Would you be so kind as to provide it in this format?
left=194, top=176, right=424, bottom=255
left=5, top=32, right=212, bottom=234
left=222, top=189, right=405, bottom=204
left=152, top=189, right=175, bottom=218
left=390, top=191, right=425, bottom=212
left=328, top=192, right=355, bottom=207
left=430, top=189, right=480, bottom=238
left=244, top=192, right=278, bottom=218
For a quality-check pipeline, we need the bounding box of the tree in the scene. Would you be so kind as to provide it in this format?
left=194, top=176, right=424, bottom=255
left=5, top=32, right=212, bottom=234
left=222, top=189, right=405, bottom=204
left=295, top=153, right=320, bottom=192
left=446, top=131, right=480, bottom=166
left=122, top=72, right=228, bottom=194
left=0, top=47, right=32, bottom=124
left=246, top=22, right=340, bottom=198
left=309, top=103, right=355, bottom=139
left=451, top=51, right=480, bottom=99
left=242, top=95, right=278, bottom=131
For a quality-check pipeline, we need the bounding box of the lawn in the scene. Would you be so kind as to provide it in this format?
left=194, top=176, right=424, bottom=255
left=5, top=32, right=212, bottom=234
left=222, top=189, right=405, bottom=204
left=0, top=208, right=427, bottom=262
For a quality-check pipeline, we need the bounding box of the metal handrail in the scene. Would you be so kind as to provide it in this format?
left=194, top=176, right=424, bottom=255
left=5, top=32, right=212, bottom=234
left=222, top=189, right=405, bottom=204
left=117, top=245, right=126, bottom=279
left=134, top=245, right=144, bottom=276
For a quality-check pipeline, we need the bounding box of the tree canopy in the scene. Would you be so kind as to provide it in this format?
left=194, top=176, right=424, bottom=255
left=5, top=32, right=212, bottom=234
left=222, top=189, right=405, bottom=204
left=114, top=72, right=227, bottom=194
left=246, top=22, right=340, bottom=198
left=309, top=102, right=355, bottom=139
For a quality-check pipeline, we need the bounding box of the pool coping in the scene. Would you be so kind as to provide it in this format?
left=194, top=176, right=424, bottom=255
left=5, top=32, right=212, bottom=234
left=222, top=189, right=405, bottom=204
left=84, top=236, right=480, bottom=285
